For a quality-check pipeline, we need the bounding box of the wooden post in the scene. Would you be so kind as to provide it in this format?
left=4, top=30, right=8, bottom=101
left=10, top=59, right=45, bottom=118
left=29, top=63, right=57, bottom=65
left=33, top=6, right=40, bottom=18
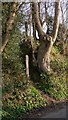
left=25, top=55, right=29, bottom=80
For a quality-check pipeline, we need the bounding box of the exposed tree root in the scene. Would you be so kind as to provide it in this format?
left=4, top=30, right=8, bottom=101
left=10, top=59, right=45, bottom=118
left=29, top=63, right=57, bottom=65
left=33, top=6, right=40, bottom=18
left=38, top=89, right=68, bottom=104
left=29, top=80, right=68, bottom=104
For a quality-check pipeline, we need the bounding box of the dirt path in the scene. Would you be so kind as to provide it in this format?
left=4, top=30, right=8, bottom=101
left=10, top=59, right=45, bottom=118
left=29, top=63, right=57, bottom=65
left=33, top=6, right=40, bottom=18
left=18, top=101, right=67, bottom=120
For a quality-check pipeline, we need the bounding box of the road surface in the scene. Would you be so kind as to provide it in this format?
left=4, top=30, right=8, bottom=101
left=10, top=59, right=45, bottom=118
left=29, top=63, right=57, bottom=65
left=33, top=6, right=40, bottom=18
left=42, top=107, right=66, bottom=118
left=18, top=102, right=68, bottom=119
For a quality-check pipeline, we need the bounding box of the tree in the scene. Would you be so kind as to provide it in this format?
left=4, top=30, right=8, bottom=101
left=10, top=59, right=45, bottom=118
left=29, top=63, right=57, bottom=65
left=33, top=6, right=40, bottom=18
left=32, top=0, right=60, bottom=72
left=0, top=2, right=23, bottom=53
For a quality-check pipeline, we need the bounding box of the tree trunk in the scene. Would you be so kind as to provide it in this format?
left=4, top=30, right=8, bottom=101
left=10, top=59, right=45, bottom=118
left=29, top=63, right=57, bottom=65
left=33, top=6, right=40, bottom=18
left=37, top=37, right=53, bottom=72
left=31, top=1, right=60, bottom=72
left=0, top=3, right=17, bottom=53
left=0, top=2, right=23, bottom=53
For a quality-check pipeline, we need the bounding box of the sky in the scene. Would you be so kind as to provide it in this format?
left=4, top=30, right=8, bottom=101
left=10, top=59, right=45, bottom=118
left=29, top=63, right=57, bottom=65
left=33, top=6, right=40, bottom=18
left=1, top=0, right=67, bottom=4
left=19, top=0, right=68, bottom=38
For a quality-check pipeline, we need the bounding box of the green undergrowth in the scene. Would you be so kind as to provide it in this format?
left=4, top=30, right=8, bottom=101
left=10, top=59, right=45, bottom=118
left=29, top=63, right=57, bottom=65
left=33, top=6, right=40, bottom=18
left=2, top=29, right=68, bottom=119
left=2, top=30, right=47, bottom=120
left=2, top=85, right=47, bottom=120
left=36, top=46, right=68, bottom=100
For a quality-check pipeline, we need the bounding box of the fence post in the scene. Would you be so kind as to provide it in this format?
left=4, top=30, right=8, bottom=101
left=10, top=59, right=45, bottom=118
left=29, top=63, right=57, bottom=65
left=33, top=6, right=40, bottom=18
left=25, top=55, right=30, bottom=80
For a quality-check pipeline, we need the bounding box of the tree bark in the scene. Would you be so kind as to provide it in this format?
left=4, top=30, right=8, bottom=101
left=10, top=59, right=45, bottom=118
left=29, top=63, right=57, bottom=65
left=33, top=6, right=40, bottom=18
left=32, top=2, right=45, bottom=39
left=52, top=1, right=60, bottom=43
left=32, top=1, right=60, bottom=72
left=37, top=36, right=53, bottom=72
left=32, top=5, right=36, bottom=39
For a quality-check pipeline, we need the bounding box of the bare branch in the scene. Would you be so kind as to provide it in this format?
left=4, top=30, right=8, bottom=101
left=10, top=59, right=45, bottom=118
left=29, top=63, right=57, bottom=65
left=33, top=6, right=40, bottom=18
left=31, top=2, right=45, bottom=39
left=52, top=0, right=60, bottom=43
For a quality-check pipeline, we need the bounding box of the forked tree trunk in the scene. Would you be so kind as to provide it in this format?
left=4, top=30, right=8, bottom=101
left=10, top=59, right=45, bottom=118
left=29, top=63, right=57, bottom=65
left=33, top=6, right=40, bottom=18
left=32, top=1, right=60, bottom=72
